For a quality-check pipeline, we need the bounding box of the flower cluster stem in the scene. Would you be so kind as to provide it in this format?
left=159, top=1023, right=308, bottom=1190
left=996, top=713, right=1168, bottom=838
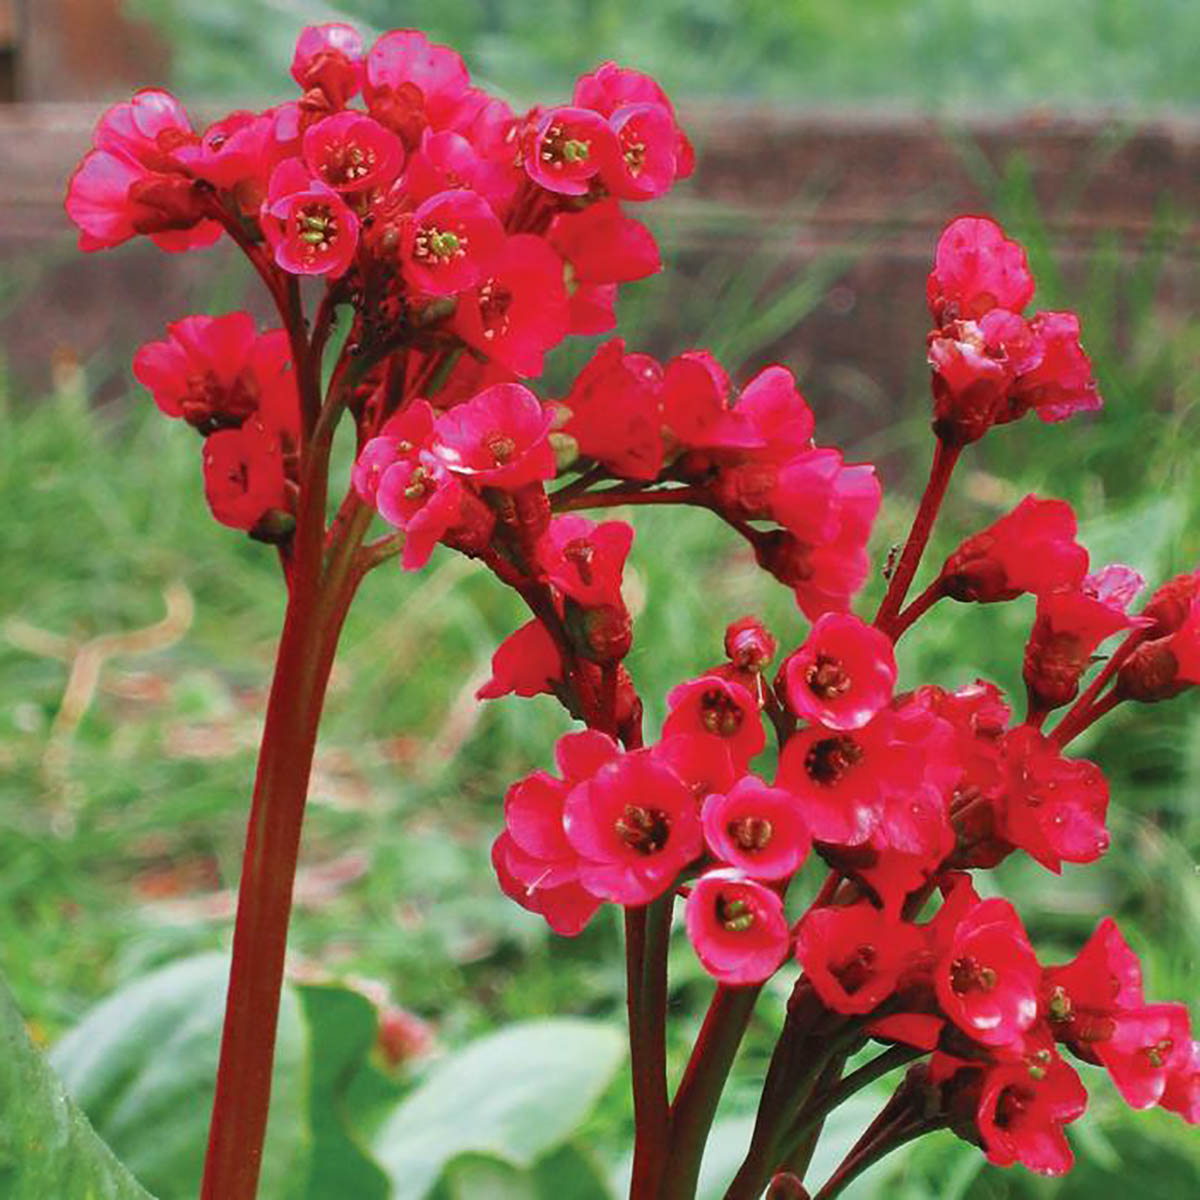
left=875, top=440, right=961, bottom=635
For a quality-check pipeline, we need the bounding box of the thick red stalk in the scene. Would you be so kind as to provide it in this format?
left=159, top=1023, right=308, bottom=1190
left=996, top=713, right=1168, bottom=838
left=874, top=440, right=962, bottom=635
left=661, top=984, right=762, bottom=1200
left=626, top=897, right=672, bottom=1199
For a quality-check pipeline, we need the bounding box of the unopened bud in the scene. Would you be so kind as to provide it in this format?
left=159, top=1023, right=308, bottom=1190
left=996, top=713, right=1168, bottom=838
left=724, top=616, right=776, bottom=672
left=765, top=1173, right=810, bottom=1200
left=1116, top=639, right=1186, bottom=703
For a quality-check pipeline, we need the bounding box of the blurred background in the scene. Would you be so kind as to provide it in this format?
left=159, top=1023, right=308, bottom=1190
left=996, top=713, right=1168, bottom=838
left=1, top=2, right=1198, bottom=1197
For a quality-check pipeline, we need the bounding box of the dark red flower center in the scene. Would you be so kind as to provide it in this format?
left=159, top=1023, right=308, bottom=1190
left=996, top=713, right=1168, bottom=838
left=321, top=139, right=376, bottom=187
left=615, top=804, right=670, bottom=855
left=700, top=688, right=745, bottom=737
left=832, top=943, right=877, bottom=994
left=950, top=954, right=998, bottom=994
left=803, top=735, right=862, bottom=786
left=728, top=816, right=773, bottom=852
left=805, top=654, right=851, bottom=700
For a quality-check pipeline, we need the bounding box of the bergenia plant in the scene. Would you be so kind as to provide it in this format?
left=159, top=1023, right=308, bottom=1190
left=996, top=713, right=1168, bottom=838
left=62, top=21, right=1198, bottom=1200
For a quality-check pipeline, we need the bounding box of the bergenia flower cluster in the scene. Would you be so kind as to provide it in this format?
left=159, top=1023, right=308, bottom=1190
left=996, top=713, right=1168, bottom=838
left=66, top=22, right=1198, bottom=1200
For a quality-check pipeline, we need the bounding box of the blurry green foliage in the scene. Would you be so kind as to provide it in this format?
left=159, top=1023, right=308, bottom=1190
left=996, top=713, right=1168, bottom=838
left=129, top=0, right=1200, bottom=108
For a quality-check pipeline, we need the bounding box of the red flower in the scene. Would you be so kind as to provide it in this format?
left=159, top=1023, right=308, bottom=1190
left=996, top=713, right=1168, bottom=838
left=1096, top=1004, right=1193, bottom=1109
left=685, top=869, right=790, bottom=984
left=302, top=111, right=404, bottom=193
left=1042, top=916, right=1143, bottom=1055
left=537, top=515, right=633, bottom=608
left=1024, top=568, right=1144, bottom=711
left=548, top=200, right=661, bottom=284
left=1161, top=1040, right=1200, bottom=1124
left=776, top=711, right=920, bottom=846
left=352, top=401, right=437, bottom=504
left=662, top=352, right=762, bottom=450
left=783, top=612, right=897, bottom=731
left=403, top=128, right=517, bottom=213
left=926, top=215, right=1035, bottom=325
left=663, top=675, right=764, bottom=772
left=65, top=89, right=220, bottom=253
left=177, top=108, right=297, bottom=210
left=363, top=30, right=471, bottom=143
left=559, top=339, right=664, bottom=480
left=291, top=23, right=364, bottom=106
left=432, top=382, right=556, bottom=490
left=998, top=728, right=1109, bottom=872
left=133, top=313, right=297, bottom=436
left=262, top=159, right=360, bottom=277
left=563, top=748, right=703, bottom=905
left=701, top=776, right=811, bottom=881
left=492, top=836, right=601, bottom=937
left=375, top=452, right=463, bottom=570
left=940, top=496, right=1089, bottom=603
left=724, top=617, right=777, bottom=674
left=1010, top=312, right=1101, bottom=424
left=935, top=897, right=1040, bottom=1048
left=755, top=463, right=881, bottom=619
left=601, top=103, right=680, bottom=201
left=455, top=234, right=570, bottom=376
left=476, top=619, right=563, bottom=701
left=523, top=106, right=617, bottom=196
left=975, top=1050, right=1087, bottom=1175
left=795, top=901, right=923, bottom=1014
left=202, top=416, right=290, bottom=532
left=401, top=188, right=506, bottom=296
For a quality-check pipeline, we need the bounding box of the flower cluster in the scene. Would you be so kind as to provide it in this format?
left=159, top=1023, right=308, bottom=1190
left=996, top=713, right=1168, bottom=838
left=67, top=25, right=1199, bottom=1191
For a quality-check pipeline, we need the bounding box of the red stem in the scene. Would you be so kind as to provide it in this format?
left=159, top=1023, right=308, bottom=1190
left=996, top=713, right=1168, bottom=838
left=874, top=441, right=961, bottom=635
left=889, top=577, right=946, bottom=641
left=1052, top=688, right=1121, bottom=747
left=200, top=512, right=365, bottom=1199
left=1050, top=627, right=1146, bottom=745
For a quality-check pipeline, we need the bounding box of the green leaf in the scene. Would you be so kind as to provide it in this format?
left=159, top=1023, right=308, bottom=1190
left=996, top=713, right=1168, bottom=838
left=0, top=968, right=155, bottom=1199
left=297, top=984, right=391, bottom=1200
left=434, top=1144, right=615, bottom=1200
left=49, top=953, right=309, bottom=1200
left=373, top=1018, right=625, bottom=1200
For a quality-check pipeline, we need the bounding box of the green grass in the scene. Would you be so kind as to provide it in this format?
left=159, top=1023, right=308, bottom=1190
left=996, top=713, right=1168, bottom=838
left=4, top=138, right=1200, bottom=1193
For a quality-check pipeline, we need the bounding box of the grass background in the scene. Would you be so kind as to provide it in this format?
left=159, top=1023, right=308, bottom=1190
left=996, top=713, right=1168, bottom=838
left=2, top=2, right=1198, bottom=1195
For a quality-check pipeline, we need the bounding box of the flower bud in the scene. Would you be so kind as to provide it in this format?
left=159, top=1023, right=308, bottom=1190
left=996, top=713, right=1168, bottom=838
left=1116, top=639, right=1186, bottom=703
left=724, top=616, right=776, bottom=672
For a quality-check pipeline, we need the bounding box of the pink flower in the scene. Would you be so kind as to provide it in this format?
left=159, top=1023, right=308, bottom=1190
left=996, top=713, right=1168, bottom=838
left=261, top=159, right=360, bottom=277
left=926, top=215, right=1035, bottom=324
left=941, top=495, right=1089, bottom=602
left=476, top=619, right=563, bottom=701
left=292, top=23, right=365, bottom=106
left=1161, top=1040, right=1200, bottom=1124
left=65, top=89, right=220, bottom=253
left=364, top=30, right=471, bottom=143
left=375, top=452, right=463, bottom=570
left=663, top=675, right=764, bottom=772
left=783, top=613, right=897, bottom=731
left=1096, top=1004, right=1193, bottom=1110
left=685, top=869, right=790, bottom=984
left=523, top=106, right=617, bottom=195
left=133, top=313, right=297, bottom=436
left=302, top=111, right=404, bottom=193
left=432, top=383, right=556, bottom=490
left=1011, top=312, right=1102, bottom=424
left=563, top=748, right=703, bottom=905
left=935, top=898, right=1040, bottom=1048
left=401, top=189, right=505, bottom=296
left=601, top=103, right=680, bottom=201
left=492, top=835, right=601, bottom=936
left=701, top=776, right=810, bottom=881
left=455, top=235, right=570, bottom=376
left=351, top=401, right=437, bottom=504
left=537, top=516, right=633, bottom=608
